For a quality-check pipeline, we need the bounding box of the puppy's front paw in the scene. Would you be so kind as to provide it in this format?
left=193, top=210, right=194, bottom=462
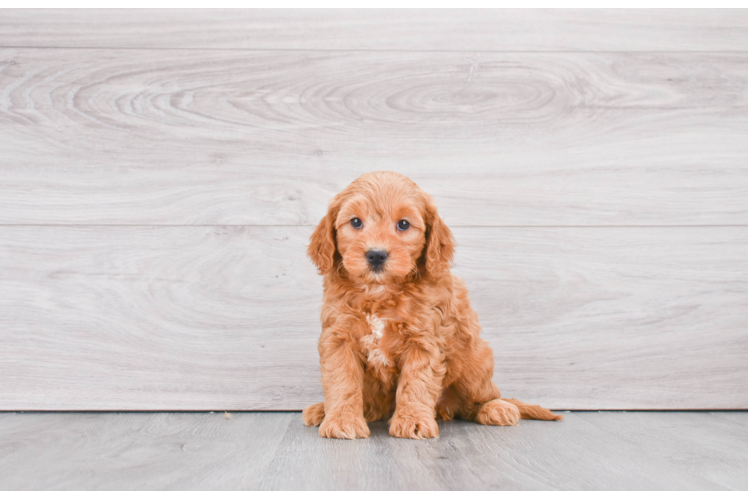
left=474, top=399, right=520, bottom=426
left=319, top=414, right=370, bottom=439
left=389, top=413, right=439, bottom=439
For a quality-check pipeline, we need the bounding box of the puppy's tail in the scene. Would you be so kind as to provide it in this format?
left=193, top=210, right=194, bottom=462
left=502, top=398, right=563, bottom=421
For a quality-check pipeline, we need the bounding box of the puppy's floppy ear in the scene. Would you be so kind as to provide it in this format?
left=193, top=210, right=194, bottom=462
left=423, top=195, right=456, bottom=275
left=308, top=195, right=341, bottom=275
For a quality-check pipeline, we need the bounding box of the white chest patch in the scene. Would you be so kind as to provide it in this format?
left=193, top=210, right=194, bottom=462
left=368, top=314, right=386, bottom=338
left=363, top=314, right=389, bottom=367
left=367, top=349, right=389, bottom=368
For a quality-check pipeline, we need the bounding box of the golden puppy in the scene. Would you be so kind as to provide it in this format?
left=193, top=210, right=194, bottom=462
left=303, top=171, right=560, bottom=439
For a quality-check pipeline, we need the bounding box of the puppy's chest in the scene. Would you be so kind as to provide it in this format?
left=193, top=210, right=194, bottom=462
left=358, top=312, right=400, bottom=379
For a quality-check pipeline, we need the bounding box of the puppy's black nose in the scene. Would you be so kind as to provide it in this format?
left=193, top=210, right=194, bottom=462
left=366, top=249, right=388, bottom=269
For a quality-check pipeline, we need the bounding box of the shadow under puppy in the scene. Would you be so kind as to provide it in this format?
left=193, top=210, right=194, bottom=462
left=303, top=171, right=561, bottom=439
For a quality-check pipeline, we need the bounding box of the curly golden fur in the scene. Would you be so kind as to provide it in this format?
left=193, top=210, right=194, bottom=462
left=303, top=172, right=561, bottom=439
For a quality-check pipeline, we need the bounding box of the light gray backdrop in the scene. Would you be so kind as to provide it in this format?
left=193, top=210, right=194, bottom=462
left=1, top=9, right=747, bottom=410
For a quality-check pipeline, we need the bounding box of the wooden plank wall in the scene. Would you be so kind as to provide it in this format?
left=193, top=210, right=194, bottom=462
left=1, top=9, right=747, bottom=410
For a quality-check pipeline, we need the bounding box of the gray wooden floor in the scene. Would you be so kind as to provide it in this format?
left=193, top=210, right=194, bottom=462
left=0, top=412, right=746, bottom=490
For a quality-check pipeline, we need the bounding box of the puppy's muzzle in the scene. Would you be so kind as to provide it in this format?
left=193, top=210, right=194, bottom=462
left=366, top=249, right=388, bottom=272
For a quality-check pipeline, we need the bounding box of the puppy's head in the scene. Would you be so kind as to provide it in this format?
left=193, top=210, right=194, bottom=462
left=308, top=171, right=455, bottom=283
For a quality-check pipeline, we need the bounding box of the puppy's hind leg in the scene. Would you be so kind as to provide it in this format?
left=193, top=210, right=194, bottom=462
left=471, top=397, right=562, bottom=425
left=473, top=398, right=520, bottom=426
left=302, top=402, right=325, bottom=427
left=456, top=376, right=521, bottom=426
left=450, top=338, right=514, bottom=425
left=450, top=331, right=562, bottom=426
left=462, top=388, right=562, bottom=425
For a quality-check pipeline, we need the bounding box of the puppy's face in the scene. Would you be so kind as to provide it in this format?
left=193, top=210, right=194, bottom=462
left=334, top=190, right=426, bottom=283
left=308, top=172, right=455, bottom=284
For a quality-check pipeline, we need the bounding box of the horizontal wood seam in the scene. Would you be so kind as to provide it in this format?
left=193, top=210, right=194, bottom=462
left=4, top=46, right=748, bottom=54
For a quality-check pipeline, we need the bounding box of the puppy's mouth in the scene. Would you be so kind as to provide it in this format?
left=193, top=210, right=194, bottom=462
left=366, top=266, right=387, bottom=283
left=356, top=264, right=389, bottom=284
left=369, top=264, right=385, bottom=274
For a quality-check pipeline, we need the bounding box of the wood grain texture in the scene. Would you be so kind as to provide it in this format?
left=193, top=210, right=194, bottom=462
left=1, top=10, right=746, bottom=414
left=1, top=411, right=747, bottom=490
left=571, top=412, right=748, bottom=491
left=263, top=411, right=748, bottom=490
left=1, top=226, right=746, bottom=410
left=2, top=49, right=748, bottom=225
left=0, top=412, right=295, bottom=490
left=2, top=9, right=748, bottom=51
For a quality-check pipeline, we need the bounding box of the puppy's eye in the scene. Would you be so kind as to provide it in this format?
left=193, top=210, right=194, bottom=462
left=350, top=218, right=363, bottom=229
left=397, top=220, right=410, bottom=231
